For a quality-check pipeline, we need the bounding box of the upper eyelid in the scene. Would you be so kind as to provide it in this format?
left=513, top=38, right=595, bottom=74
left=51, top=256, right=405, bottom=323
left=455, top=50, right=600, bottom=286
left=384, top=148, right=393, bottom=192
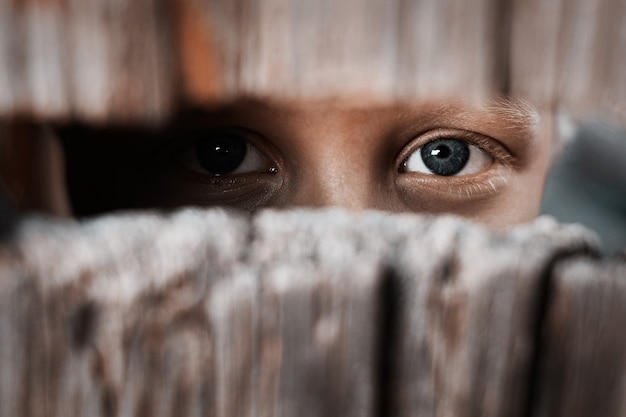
left=156, top=126, right=274, bottom=160
left=396, top=128, right=516, bottom=170
left=171, top=126, right=286, bottom=176
left=226, top=127, right=285, bottom=169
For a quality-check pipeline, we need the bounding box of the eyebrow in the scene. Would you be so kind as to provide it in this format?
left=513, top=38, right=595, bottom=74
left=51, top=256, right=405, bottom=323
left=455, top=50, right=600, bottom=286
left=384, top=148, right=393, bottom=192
left=483, top=97, right=541, bottom=137
left=176, top=95, right=543, bottom=150
left=408, top=97, right=541, bottom=145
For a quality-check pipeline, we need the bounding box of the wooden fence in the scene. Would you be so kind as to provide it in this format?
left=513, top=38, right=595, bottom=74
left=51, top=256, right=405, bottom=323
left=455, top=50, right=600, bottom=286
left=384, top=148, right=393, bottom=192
left=0, top=1, right=625, bottom=415
left=0, top=208, right=624, bottom=417
left=0, top=0, right=624, bottom=126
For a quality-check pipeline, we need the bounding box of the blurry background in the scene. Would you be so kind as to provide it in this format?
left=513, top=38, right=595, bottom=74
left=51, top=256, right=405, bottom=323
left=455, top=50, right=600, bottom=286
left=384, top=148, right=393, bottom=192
left=542, top=123, right=626, bottom=255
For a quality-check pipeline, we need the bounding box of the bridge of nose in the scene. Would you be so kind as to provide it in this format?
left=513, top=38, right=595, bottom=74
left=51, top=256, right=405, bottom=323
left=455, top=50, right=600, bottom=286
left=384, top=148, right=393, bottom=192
left=284, top=128, right=396, bottom=210
left=267, top=102, right=404, bottom=211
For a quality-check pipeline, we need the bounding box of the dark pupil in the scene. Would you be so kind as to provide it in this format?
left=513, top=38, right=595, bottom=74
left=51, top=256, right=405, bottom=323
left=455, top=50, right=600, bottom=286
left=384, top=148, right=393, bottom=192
left=196, top=134, right=247, bottom=175
left=421, top=138, right=470, bottom=176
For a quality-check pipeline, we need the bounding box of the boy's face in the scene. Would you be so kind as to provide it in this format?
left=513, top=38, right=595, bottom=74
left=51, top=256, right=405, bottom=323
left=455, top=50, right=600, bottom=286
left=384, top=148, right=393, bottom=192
left=61, top=96, right=554, bottom=228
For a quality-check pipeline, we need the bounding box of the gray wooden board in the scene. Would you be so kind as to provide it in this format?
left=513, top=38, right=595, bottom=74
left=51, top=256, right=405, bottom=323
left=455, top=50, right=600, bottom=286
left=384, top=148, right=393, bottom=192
left=0, top=209, right=384, bottom=417
left=0, top=0, right=624, bottom=126
left=0, top=208, right=605, bottom=416
left=0, top=0, right=175, bottom=122
left=532, top=258, right=626, bottom=417
left=249, top=211, right=386, bottom=417
left=0, top=210, right=250, bottom=417
left=375, top=215, right=598, bottom=417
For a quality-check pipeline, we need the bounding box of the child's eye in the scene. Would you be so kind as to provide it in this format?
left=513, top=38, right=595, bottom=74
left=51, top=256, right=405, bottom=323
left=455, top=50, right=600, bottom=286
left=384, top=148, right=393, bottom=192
left=401, top=138, right=493, bottom=176
left=182, top=131, right=275, bottom=176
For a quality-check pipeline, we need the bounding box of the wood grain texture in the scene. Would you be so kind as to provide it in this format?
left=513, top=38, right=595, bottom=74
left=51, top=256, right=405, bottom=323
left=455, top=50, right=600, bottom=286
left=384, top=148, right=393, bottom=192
left=384, top=216, right=599, bottom=417
left=0, top=0, right=175, bottom=123
left=190, top=0, right=506, bottom=102
left=248, top=211, right=386, bottom=417
left=531, top=258, right=626, bottom=417
left=0, top=208, right=605, bottom=417
left=0, top=209, right=385, bottom=417
left=0, top=0, right=623, bottom=125
left=0, top=210, right=250, bottom=417
left=510, top=0, right=626, bottom=125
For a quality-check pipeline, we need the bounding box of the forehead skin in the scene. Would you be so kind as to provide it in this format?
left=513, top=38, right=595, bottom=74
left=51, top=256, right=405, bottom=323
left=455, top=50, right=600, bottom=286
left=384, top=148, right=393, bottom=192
left=149, top=96, right=552, bottom=227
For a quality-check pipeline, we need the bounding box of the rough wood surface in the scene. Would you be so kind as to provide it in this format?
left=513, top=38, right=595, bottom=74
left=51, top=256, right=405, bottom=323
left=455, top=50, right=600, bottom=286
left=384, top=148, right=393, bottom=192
left=0, top=0, right=623, bottom=125
left=509, top=0, right=626, bottom=124
left=0, top=209, right=383, bottom=417
left=384, top=216, right=599, bottom=417
left=1, top=208, right=613, bottom=417
left=532, top=258, right=626, bottom=417
left=0, top=0, right=175, bottom=122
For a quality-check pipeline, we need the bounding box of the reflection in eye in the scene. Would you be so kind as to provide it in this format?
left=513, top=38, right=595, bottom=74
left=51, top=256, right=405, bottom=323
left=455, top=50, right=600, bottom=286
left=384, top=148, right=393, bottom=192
left=184, top=132, right=275, bottom=176
left=403, top=138, right=493, bottom=176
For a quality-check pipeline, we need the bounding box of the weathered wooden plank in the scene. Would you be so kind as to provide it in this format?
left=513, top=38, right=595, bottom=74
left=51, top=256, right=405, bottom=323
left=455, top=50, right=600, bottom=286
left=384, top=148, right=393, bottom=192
left=185, top=210, right=383, bottom=417
left=0, top=210, right=250, bottom=417
left=0, top=209, right=604, bottom=417
left=0, top=0, right=624, bottom=125
left=553, top=0, right=626, bottom=124
left=531, top=258, right=626, bottom=417
left=384, top=216, right=598, bottom=417
left=0, top=0, right=26, bottom=116
left=510, top=0, right=626, bottom=125
left=0, top=0, right=176, bottom=123
left=250, top=210, right=386, bottom=417
left=67, top=0, right=176, bottom=122
left=0, top=208, right=384, bottom=417
left=189, top=0, right=506, bottom=102
left=509, top=0, right=565, bottom=112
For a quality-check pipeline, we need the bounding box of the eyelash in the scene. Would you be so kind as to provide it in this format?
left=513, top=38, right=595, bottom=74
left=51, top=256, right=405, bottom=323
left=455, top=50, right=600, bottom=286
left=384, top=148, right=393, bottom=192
left=392, top=128, right=516, bottom=199
left=171, top=126, right=513, bottom=202
left=396, top=128, right=515, bottom=173
left=172, top=128, right=281, bottom=179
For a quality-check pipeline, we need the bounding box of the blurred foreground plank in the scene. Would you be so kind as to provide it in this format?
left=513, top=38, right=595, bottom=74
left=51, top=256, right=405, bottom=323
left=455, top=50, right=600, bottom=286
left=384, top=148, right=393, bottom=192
left=2, top=209, right=624, bottom=416
left=532, top=259, right=626, bottom=417
left=0, top=0, right=623, bottom=125
left=386, top=219, right=596, bottom=417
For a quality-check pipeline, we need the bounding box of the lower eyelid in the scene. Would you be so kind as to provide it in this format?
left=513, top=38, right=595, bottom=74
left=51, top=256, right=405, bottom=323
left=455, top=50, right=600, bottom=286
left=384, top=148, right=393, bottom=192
left=154, top=166, right=284, bottom=211
left=176, top=132, right=277, bottom=176
left=396, top=166, right=512, bottom=201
